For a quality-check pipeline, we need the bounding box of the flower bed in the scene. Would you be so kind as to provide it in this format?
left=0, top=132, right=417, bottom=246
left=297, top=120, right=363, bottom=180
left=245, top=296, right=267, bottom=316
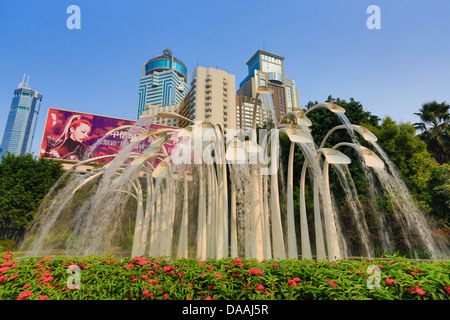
left=0, top=252, right=449, bottom=300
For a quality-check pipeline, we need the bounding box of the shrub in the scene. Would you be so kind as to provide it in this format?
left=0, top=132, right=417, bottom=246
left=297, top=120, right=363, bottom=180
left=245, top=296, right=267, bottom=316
left=0, top=253, right=448, bottom=300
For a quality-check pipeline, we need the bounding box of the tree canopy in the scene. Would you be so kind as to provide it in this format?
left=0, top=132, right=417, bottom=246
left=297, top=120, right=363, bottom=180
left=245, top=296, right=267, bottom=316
left=0, top=153, right=64, bottom=233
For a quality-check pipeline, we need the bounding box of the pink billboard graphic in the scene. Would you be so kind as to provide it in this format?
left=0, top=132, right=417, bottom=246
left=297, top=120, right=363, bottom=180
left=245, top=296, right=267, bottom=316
left=39, top=108, right=176, bottom=163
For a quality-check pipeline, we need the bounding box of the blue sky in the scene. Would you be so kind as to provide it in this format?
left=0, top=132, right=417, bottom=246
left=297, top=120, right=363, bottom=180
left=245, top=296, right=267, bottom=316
left=1, top=0, right=449, bottom=156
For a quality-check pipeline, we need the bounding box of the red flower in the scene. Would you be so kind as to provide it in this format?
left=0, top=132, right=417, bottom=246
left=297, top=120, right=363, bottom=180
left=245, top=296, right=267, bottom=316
left=385, top=278, right=396, bottom=285
left=124, top=264, right=134, bottom=269
left=39, top=295, right=49, bottom=300
left=162, top=265, right=171, bottom=272
left=255, top=284, right=265, bottom=291
left=293, top=277, right=301, bottom=283
left=328, top=280, right=338, bottom=288
left=272, top=263, right=279, bottom=267
left=0, top=266, right=9, bottom=273
left=0, top=275, right=6, bottom=283
left=163, top=293, right=169, bottom=300
left=328, top=263, right=335, bottom=267
left=131, top=276, right=138, bottom=282
left=409, top=286, right=425, bottom=295
left=2, top=253, right=12, bottom=260
left=198, top=261, right=207, bottom=265
left=204, top=296, right=212, bottom=300
left=142, top=275, right=148, bottom=280
left=17, top=290, right=33, bottom=300
left=288, top=279, right=297, bottom=288
left=248, top=268, right=263, bottom=275
left=416, top=288, right=425, bottom=295
left=214, top=273, right=223, bottom=278
left=177, top=272, right=183, bottom=278
left=152, top=264, right=159, bottom=269
left=444, top=286, right=450, bottom=294
left=23, top=283, right=31, bottom=289
left=1, top=261, right=13, bottom=267
left=142, top=290, right=153, bottom=298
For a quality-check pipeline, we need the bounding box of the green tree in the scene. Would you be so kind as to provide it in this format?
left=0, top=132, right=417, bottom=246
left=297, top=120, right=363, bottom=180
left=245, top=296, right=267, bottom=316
left=414, top=100, right=450, bottom=164
left=0, top=153, right=64, bottom=235
left=364, top=117, right=438, bottom=212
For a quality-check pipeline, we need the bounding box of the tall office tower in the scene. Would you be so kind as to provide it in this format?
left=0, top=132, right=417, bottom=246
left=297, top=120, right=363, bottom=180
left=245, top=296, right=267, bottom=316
left=137, top=48, right=189, bottom=119
left=1, top=74, right=42, bottom=156
left=189, top=66, right=236, bottom=131
left=237, top=50, right=300, bottom=121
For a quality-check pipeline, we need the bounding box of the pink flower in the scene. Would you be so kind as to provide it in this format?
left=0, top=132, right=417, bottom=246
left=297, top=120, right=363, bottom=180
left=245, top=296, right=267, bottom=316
left=23, top=283, right=31, bottom=289
left=248, top=268, right=263, bottom=275
left=131, top=276, right=138, bottom=282
left=385, top=278, right=396, bottom=285
left=142, top=275, right=148, bottom=280
left=124, top=264, right=134, bottom=269
left=198, top=261, right=207, bottom=265
left=0, top=275, right=6, bottom=283
left=163, top=293, right=169, bottom=300
left=43, top=276, right=53, bottom=283
left=17, top=290, right=33, bottom=300
left=328, top=263, right=335, bottom=267
left=152, top=264, right=159, bottom=269
left=293, top=277, right=301, bottom=283
left=255, top=284, right=265, bottom=291
left=39, top=295, right=49, bottom=300
left=214, top=273, right=223, bottom=278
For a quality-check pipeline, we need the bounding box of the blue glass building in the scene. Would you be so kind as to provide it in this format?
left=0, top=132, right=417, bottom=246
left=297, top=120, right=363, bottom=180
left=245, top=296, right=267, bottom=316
left=137, top=48, right=189, bottom=119
left=1, top=75, right=42, bottom=156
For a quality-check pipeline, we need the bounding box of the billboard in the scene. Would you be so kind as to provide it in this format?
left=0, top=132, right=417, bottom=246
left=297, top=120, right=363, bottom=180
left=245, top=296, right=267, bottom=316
left=39, top=108, right=176, bottom=163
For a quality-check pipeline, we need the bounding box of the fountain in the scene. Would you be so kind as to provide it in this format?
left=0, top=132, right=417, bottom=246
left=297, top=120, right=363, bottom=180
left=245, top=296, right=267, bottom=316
left=19, top=88, right=450, bottom=262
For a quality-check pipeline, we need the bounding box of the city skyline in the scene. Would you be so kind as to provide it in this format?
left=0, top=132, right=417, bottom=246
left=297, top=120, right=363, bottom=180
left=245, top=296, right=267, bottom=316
left=1, top=0, right=449, bottom=156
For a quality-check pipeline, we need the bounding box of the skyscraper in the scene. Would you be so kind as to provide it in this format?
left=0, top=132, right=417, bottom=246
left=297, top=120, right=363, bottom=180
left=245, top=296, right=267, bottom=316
left=237, top=50, right=300, bottom=123
left=1, top=74, right=42, bottom=156
left=189, top=66, right=236, bottom=131
left=137, top=48, right=189, bottom=119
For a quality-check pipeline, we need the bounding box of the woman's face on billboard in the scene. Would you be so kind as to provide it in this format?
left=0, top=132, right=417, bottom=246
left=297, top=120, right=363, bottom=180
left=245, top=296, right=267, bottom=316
left=70, top=123, right=91, bottom=143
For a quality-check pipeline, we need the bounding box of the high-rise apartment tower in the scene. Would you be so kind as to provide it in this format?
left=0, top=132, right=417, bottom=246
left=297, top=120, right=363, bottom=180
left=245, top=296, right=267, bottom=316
left=189, top=66, right=236, bottom=131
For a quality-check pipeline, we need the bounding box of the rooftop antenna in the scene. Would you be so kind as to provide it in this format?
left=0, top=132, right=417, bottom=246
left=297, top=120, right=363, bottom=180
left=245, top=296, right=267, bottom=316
left=19, top=73, right=26, bottom=88
left=26, top=74, right=30, bottom=88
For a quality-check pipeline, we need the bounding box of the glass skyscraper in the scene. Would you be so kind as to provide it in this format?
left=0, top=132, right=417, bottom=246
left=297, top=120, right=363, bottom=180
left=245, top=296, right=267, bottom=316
left=137, top=48, right=189, bottom=119
left=1, top=75, right=42, bottom=156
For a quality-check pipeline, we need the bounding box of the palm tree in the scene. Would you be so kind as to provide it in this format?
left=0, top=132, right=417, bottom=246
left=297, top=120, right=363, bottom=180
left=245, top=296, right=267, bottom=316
left=414, top=100, right=450, bottom=164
